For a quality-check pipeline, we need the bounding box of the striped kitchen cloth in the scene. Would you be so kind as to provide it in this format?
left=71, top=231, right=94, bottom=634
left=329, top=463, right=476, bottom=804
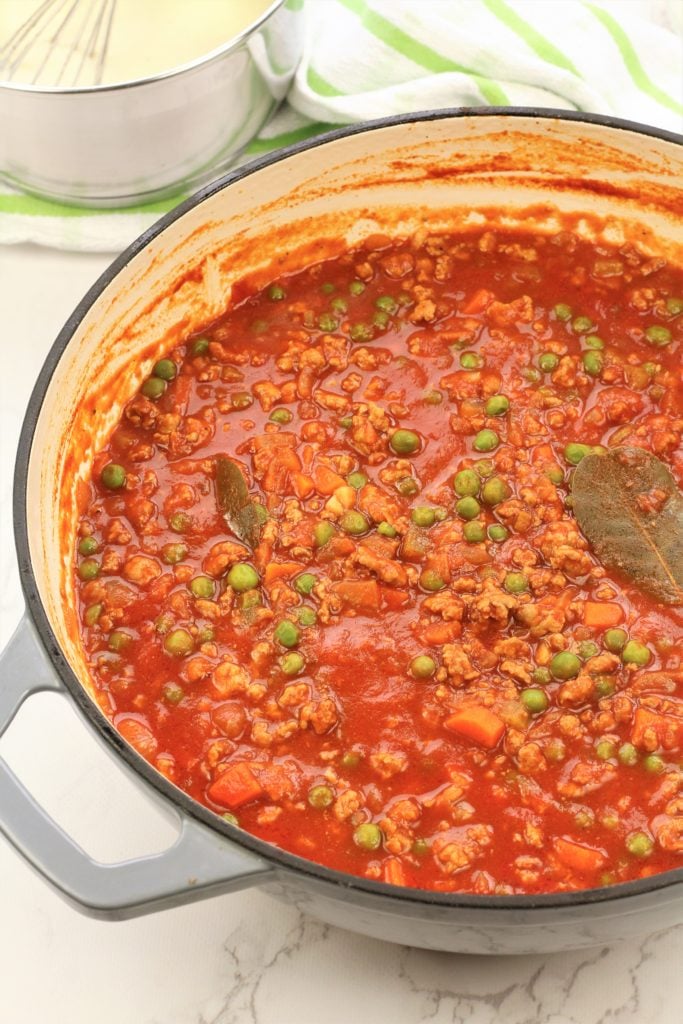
left=1, top=0, right=681, bottom=252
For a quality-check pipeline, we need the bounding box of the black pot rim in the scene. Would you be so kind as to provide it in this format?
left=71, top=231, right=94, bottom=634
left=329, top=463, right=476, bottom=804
left=14, top=106, right=683, bottom=914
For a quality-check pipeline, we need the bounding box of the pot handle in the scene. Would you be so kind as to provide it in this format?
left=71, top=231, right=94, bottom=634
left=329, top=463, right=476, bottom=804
left=0, top=616, right=273, bottom=919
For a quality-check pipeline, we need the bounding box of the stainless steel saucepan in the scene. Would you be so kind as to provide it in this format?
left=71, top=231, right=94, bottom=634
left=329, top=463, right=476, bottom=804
left=1, top=109, right=682, bottom=954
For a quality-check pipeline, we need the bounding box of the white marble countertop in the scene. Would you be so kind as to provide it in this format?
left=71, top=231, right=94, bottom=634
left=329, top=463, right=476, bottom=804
left=2, top=218, right=683, bottom=1024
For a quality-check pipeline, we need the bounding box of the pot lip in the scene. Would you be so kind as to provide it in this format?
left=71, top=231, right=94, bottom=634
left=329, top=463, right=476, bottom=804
left=14, top=106, right=683, bottom=913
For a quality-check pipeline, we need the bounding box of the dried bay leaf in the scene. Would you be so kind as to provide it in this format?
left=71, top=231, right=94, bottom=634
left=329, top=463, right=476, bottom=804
left=215, top=456, right=261, bottom=548
left=571, top=446, right=683, bottom=605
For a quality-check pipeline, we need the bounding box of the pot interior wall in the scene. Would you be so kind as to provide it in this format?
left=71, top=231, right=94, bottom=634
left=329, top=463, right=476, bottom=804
left=23, top=113, right=683, bottom=700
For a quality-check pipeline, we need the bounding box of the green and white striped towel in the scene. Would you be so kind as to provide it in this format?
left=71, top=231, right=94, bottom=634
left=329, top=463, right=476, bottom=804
left=1, top=0, right=681, bottom=252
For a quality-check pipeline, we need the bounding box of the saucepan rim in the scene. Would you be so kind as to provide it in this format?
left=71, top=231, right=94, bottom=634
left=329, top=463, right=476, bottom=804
left=13, top=106, right=683, bottom=913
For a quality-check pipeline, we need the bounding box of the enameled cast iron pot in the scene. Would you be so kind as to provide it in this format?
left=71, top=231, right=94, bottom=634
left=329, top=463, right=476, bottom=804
left=1, top=110, right=682, bottom=955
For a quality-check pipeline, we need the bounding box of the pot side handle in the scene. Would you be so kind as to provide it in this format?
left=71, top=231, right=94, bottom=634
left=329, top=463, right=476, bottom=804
left=0, top=616, right=273, bottom=919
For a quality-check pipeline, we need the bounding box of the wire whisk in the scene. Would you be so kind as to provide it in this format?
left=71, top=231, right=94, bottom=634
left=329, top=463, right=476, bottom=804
left=0, top=0, right=117, bottom=87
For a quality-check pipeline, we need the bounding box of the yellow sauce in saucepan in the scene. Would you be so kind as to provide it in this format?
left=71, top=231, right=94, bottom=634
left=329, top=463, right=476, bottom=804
left=0, top=0, right=274, bottom=87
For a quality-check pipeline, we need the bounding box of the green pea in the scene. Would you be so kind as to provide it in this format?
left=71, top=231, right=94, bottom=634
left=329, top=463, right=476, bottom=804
left=473, top=429, right=499, bottom=452
left=162, top=543, right=187, bottom=565
left=153, top=358, right=177, bottom=381
left=643, top=754, right=665, bottom=774
left=622, top=640, right=651, bottom=667
left=453, top=468, right=480, bottom=497
left=463, top=521, right=486, bottom=543
left=349, top=280, right=365, bottom=296
left=340, top=510, right=368, bottom=535
left=420, top=569, right=445, bottom=592
left=547, top=467, right=564, bottom=485
left=626, top=831, right=654, bottom=857
left=350, top=323, right=373, bottom=342
left=78, top=536, right=98, bottom=556
left=222, top=812, right=239, bottom=826
left=339, top=416, right=353, bottom=429
left=169, top=511, right=190, bottom=533
left=411, top=507, right=436, bottom=528
left=190, top=576, right=214, bottom=599
left=532, top=666, right=552, bottom=685
left=269, top=408, right=293, bottom=425
left=353, top=822, right=382, bottom=851
left=550, top=651, right=581, bottom=680
left=424, top=389, right=443, bottom=405
left=522, top=367, right=542, bottom=383
left=521, top=689, right=548, bottom=714
left=376, top=295, right=398, bottom=313
left=578, top=640, right=599, bottom=660
left=163, top=629, right=193, bottom=656
left=410, top=655, right=436, bottom=678
left=412, top=838, right=430, bottom=856
left=314, top=521, right=335, bottom=547
left=504, top=572, right=528, bottom=594
left=268, top=284, right=286, bottom=301
left=396, top=477, right=419, bottom=497
left=101, top=463, right=126, bottom=489
left=481, top=476, right=511, bottom=506
left=295, top=573, right=316, bottom=595
left=108, top=630, right=131, bottom=652
left=162, top=682, right=184, bottom=705
left=645, top=325, right=672, bottom=347
left=603, top=628, right=627, bottom=653
left=274, top=620, right=300, bottom=648
left=378, top=521, right=398, bottom=538
left=308, top=784, right=334, bottom=809
left=331, top=296, right=348, bottom=314
left=192, top=338, right=209, bottom=355
left=238, top=590, right=260, bottom=612
left=618, top=742, right=638, bottom=766
left=584, top=334, right=605, bottom=350
left=342, top=750, right=361, bottom=769
left=298, top=607, right=317, bottom=627
left=373, top=311, right=389, bottom=328
left=142, top=377, right=166, bottom=400
left=280, top=652, right=305, bottom=676
left=84, top=603, right=102, bottom=626
left=78, top=559, right=100, bottom=581
left=320, top=282, right=336, bottom=295
left=572, top=315, right=594, bottom=333
left=564, top=442, right=593, bottom=465
left=347, top=472, right=368, bottom=490
left=538, top=352, right=559, bottom=372
left=554, top=303, right=573, bottom=321
left=545, top=738, right=566, bottom=762
left=318, top=313, right=338, bottom=332
left=487, top=524, right=509, bottom=543
left=231, top=392, right=253, bottom=410
left=390, top=429, right=421, bottom=455
left=665, top=296, right=683, bottom=315
left=460, top=351, right=484, bottom=370
left=594, top=677, right=615, bottom=698
left=596, top=740, right=617, bottom=760
left=582, top=351, right=604, bottom=376
left=485, top=394, right=509, bottom=417
left=227, top=563, right=259, bottom=592
left=456, top=496, right=480, bottom=520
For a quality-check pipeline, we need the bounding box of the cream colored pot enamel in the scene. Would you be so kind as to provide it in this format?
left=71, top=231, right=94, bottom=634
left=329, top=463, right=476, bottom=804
left=24, top=113, right=683, bottom=708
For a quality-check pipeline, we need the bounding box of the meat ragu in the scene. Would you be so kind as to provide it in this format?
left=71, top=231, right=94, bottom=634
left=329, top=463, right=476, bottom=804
left=74, top=228, right=683, bottom=895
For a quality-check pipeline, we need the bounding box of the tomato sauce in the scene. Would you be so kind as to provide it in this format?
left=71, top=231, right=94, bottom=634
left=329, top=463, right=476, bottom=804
left=75, top=228, right=683, bottom=894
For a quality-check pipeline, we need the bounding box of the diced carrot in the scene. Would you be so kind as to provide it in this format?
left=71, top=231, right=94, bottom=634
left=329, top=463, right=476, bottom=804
left=583, top=601, right=623, bottom=628
left=381, top=587, right=410, bottom=610
left=530, top=443, right=556, bottom=467
left=554, top=837, right=606, bottom=875
left=263, top=561, right=303, bottom=586
left=292, top=472, right=315, bottom=499
left=461, top=288, right=493, bottom=315
left=331, top=579, right=380, bottom=613
left=631, top=706, right=683, bottom=750
left=383, top=858, right=408, bottom=886
left=208, top=762, right=263, bottom=809
left=262, top=447, right=301, bottom=492
left=252, top=432, right=297, bottom=451
left=421, top=622, right=459, bottom=646
left=313, top=464, right=347, bottom=495
left=444, top=706, right=505, bottom=749
left=117, top=717, right=158, bottom=760
left=317, top=536, right=356, bottom=561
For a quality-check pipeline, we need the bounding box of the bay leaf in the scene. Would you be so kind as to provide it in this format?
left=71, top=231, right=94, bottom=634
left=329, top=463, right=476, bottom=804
left=215, top=456, right=261, bottom=548
left=571, top=446, right=683, bottom=605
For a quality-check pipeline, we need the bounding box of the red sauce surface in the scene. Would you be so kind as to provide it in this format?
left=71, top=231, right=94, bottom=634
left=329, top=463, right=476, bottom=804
left=75, top=228, right=683, bottom=894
